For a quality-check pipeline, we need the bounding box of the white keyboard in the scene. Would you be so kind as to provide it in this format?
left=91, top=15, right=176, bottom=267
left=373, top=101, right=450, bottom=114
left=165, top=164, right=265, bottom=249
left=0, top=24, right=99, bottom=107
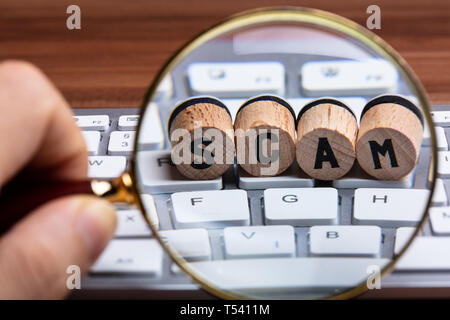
left=71, top=56, right=450, bottom=299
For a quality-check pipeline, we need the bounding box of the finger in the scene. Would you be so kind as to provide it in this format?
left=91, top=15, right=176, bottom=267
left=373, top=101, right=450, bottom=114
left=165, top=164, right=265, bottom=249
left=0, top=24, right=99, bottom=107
left=0, top=195, right=117, bottom=299
left=0, top=60, right=87, bottom=185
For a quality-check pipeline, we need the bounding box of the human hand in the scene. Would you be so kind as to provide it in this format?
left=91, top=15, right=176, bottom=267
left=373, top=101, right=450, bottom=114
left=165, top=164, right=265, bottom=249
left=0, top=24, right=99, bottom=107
left=0, top=61, right=117, bottom=299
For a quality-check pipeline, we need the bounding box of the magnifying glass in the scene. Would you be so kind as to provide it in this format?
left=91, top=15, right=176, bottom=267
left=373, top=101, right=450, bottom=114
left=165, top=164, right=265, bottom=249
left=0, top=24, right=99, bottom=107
left=133, top=7, right=438, bottom=299
left=0, top=7, right=437, bottom=299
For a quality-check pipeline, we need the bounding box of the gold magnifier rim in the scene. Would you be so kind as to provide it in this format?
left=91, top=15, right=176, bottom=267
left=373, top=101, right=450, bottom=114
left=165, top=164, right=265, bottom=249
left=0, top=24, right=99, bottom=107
left=127, top=6, right=437, bottom=300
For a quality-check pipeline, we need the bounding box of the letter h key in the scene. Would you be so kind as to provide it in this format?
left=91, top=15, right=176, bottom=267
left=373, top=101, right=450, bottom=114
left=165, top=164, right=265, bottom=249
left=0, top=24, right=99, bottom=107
left=353, top=188, right=429, bottom=227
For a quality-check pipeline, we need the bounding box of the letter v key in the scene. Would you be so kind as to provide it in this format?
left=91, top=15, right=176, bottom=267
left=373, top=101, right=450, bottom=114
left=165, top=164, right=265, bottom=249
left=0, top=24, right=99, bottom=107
left=241, top=232, right=255, bottom=239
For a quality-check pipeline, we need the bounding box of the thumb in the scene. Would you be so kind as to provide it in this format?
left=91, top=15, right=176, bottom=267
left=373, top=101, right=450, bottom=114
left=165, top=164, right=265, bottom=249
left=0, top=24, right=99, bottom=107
left=0, top=195, right=117, bottom=299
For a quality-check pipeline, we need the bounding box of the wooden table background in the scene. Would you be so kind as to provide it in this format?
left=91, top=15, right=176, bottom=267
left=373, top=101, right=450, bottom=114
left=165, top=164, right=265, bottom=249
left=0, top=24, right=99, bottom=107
left=1, top=0, right=449, bottom=108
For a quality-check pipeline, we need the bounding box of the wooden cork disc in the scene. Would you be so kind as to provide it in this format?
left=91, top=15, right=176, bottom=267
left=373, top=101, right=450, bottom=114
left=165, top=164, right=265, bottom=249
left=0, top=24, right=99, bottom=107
left=168, top=97, right=235, bottom=180
left=356, top=95, right=424, bottom=180
left=234, top=95, right=296, bottom=177
left=296, top=99, right=358, bottom=180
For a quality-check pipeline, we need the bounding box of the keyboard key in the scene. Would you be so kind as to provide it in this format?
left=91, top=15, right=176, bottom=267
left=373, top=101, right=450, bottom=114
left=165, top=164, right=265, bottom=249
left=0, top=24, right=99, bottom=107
left=395, top=237, right=450, bottom=271
left=300, top=59, right=397, bottom=96
left=223, top=226, right=296, bottom=259
left=118, top=115, right=140, bottom=130
left=333, top=163, right=414, bottom=189
left=170, top=190, right=250, bottom=229
left=81, top=131, right=101, bottom=155
left=238, top=164, right=314, bottom=190
left=309, top=226, right=381, bottom=257
left=108, top=131, right=135, bottom=155
left=432, top=178, right=447, bottom=206
left=422, top=126, right=448, bottom=150
left=137, top=151, right=222, bottom=194
left=353, top=188, right=429, bottom=227
left=73, top=115, right=109, bottom=131
left=190, top=258, right=389, bottom=290
left=170, top=263, right=185, bottom=275
left=140, top=194, right=160, bottom=231
left=394, top=227, right=417, bottom=255
left=91, top=240, right=163, bottom=275
left=430, top=207, right=450, bottom=235
left=138, top=103, right=165, bottom=150
left=159, top=228, right=211, bottom=261
left=115, top=209, right=151, bottom=237
left=264, top=188, right=338, bottom=226
left=87, top=156, right=126, bottom=179
left=187, top=62, right=285, bottom=97
left=431, top=111, right=450, bottom=127
left=437, top=151, right=450, bottom=178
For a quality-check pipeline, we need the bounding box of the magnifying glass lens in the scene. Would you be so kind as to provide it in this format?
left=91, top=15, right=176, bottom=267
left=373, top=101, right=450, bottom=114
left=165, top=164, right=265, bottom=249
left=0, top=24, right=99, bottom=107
left=134, top=9, right=435, bottom=299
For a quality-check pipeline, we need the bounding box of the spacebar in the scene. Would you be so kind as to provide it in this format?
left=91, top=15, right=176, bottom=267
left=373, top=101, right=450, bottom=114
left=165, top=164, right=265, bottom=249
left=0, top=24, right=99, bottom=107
left=190, top=258, right=390, bottom=291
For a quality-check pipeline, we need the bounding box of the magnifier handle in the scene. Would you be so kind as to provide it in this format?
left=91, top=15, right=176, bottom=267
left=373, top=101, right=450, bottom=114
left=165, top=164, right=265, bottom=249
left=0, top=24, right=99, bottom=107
left=0, top=180, right=93, bottom=234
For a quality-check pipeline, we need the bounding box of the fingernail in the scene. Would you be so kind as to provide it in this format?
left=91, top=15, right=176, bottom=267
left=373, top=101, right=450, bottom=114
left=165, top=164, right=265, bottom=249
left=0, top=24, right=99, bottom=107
left=76, top=199, right=117, bottom=262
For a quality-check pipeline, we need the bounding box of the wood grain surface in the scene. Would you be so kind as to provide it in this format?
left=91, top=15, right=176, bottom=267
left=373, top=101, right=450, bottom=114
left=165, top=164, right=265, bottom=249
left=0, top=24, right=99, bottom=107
left=0, top=0, right=449, bottom=108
